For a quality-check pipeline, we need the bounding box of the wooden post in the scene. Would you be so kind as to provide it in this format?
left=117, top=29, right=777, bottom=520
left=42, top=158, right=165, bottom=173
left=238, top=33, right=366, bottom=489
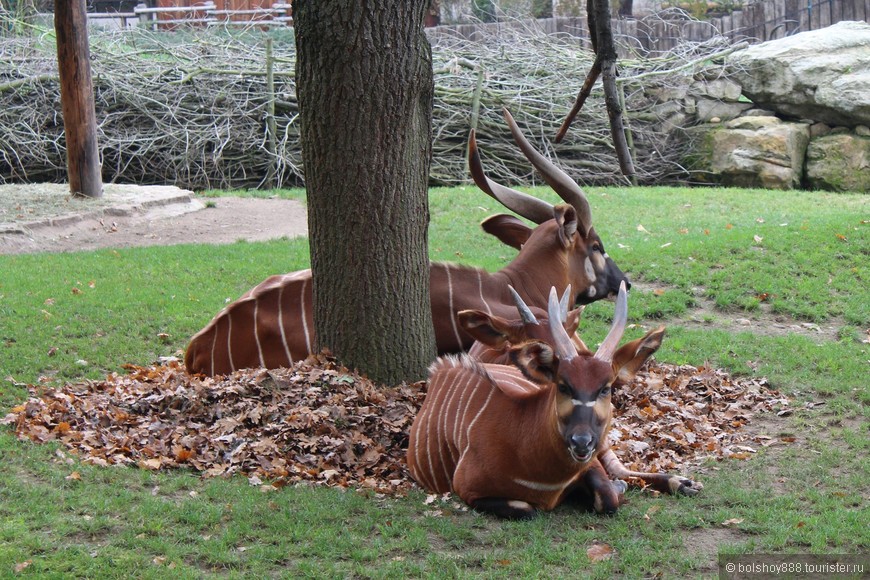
left=55, top=0, right=102, bottom=198
left=265, top=37, right=277, bottom=188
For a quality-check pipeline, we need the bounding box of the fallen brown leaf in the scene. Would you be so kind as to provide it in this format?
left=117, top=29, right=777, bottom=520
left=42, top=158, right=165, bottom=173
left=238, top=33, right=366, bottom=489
left=587, top=542, right=614, bottom=562
left=3, top=354, right=785, bottom=496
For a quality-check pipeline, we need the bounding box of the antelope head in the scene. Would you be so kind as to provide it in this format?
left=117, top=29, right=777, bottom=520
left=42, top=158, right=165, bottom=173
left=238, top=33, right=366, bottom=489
left=469, top=108, right=630, bottom=305
left=503, top=283, right=629, bottom=464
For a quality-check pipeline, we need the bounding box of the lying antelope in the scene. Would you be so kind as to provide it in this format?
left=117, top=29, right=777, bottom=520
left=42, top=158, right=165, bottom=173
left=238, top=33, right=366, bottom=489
left=459, top=286, right=703, bottom=498
left=185, top=109, right=629, bottom=376
left=408, top=283, right=642, bottom=519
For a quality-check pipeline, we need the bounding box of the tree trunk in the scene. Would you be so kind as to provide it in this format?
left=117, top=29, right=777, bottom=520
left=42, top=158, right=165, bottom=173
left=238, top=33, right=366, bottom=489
left=54, top=0, right=102, bottom=198
left=295, top=0, right=436, bottom=385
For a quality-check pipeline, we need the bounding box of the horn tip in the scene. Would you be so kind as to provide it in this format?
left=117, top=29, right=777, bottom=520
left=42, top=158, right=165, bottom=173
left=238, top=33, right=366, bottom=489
left=548, top=286, right=559, bottom=301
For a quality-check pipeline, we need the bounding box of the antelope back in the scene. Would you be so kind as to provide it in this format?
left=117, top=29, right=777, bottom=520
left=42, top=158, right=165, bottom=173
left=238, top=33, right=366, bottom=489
left=184, top=270, right=315, bottom=376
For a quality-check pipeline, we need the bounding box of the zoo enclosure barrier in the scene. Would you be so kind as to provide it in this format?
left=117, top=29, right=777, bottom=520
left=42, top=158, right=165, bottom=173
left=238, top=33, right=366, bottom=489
left=430, top=0, right=869, bottom=55
left=79, top=1, right=292, bottom=30
left=63, top=0, right=870, bottom=48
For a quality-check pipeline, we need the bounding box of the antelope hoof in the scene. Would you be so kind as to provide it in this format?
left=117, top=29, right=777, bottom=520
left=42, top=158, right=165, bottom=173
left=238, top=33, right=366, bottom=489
left=670, top=476, right=703, bottom=496
left=611, top=478, right=628, bottom=495
left=473, top=498, right=538, bottom=520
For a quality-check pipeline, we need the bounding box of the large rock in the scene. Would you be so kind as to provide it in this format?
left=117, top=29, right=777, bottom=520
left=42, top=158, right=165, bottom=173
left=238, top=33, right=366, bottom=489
left=805, top=133, right=870, bottom=192
left=726, top=21, right=870, bottom=127
left=685, top=116, right=810, bottom=189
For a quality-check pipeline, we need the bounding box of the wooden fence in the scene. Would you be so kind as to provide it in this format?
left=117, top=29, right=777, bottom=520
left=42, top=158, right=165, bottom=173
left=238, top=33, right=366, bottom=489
left=80, top=0, right=867, bottom=46
left=76, top=1, right=292, bottom=29
left=134, top=1, right=291, bottom=29
left=431, top=0, right=869, bottom=54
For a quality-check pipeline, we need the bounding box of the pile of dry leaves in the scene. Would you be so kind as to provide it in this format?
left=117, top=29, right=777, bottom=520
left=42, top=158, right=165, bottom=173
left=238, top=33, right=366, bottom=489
left=3, top=354, right=789, bottom=495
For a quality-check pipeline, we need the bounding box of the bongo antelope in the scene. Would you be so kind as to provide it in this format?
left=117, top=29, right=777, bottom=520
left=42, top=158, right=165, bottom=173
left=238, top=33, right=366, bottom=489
left=407, top=283, right=644, bottom=519
left=459, top=286, right=703, bottom=498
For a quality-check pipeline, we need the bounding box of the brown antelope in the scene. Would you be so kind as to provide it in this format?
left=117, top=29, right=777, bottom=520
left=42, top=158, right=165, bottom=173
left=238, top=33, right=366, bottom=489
left=407, top=283, right=642, bottom=519
left=185, top=109, right=629, bottom=376
left=459, top=286, right=703, bottom=498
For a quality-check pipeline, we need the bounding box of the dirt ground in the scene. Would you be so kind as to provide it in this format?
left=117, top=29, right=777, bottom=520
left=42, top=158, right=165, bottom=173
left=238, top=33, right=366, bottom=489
left=0, top=183, right=307, bottom=254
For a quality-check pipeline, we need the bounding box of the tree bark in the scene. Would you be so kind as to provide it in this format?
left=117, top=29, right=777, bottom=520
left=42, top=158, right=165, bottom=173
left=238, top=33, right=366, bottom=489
left=295, top=0, right=436, bottom=384
left=54, top=0, right=102, bottom=198
left=556, top=0, right=636, bottom=183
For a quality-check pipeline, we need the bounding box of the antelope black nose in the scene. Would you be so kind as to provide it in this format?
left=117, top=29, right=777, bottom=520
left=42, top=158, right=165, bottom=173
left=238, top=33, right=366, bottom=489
left=570, top=433, right=594, bottom=454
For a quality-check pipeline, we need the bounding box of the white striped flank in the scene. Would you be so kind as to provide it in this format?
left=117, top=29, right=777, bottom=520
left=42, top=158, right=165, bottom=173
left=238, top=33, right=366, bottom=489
left=476, top=269, right=493, bottom=316
left=413, top=388, right=438, bottom=491
left=300, top=276, right=312, bottom=353
left=427, top=372, right=455, bottom=490
left=209, top=323, right=217, bottom=376
left=253, top=299, right=265, bottom=368
left=451, top=371, right=475, bottom=452
left=411, top=355, right=501, bottom=493
left=439, top=373, right=466, bottom=469
left=226, top=309, right=235, bottom=372
left=277, top=284, right=293, bottom=367
left=443, top=264, right=464, bottom=350
left=454, top=380, right=496, bottom=476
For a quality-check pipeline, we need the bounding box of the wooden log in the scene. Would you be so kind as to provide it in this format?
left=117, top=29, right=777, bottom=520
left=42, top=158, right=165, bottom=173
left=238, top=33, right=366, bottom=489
left=54, top=0, right=102, bottom=198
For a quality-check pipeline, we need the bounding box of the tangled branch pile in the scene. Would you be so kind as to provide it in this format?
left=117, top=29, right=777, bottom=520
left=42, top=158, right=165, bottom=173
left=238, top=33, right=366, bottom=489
left=0, top=23, right=729, bottom=190
left=3, top=354, right=789, bottom=495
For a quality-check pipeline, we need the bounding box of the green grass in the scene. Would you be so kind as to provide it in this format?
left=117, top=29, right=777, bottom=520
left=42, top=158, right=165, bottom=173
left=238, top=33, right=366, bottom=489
left=1, top=185, right=868, bottom=577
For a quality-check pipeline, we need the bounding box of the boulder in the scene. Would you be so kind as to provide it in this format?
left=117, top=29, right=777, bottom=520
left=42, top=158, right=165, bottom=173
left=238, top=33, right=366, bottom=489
left=691, top=78, right=743, bottom=101
left=695, top=98, right=752, bottom=123
left=685, top=116, right=810, bottom=189
left=726, top=21, right=870, bottom=127
left=805, top=133, right=870, bottom=192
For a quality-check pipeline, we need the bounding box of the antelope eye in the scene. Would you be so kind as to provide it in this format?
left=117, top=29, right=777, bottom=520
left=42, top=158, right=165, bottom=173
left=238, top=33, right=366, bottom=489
left=558, top=383, right=572, bottom=396
left=598, top=386, right=611, bottom=398
left=591, top=243, right=602, bottom=253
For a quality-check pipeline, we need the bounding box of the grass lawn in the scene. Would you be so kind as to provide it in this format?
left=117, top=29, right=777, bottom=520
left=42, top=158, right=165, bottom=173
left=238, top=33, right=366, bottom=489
left=1, top=185, right=868, bottom=577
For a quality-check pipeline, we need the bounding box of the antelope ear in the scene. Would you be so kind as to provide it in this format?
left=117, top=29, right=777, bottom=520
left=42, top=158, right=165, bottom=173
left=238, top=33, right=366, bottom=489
left=612, top=326, right=666, bottom=387
left=481, top=214, right=532, bottom=250
left=565, top=306, right=584, bottom=335
left=553, top=204, right=579, bottom=249
left=457, top=310, right=516, bottom=348
left=508, top=341, right=559, bottom=389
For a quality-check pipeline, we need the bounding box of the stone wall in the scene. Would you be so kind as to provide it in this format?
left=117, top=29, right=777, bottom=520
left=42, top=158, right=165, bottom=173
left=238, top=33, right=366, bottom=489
left=675, top=21, right=870, bottom=192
